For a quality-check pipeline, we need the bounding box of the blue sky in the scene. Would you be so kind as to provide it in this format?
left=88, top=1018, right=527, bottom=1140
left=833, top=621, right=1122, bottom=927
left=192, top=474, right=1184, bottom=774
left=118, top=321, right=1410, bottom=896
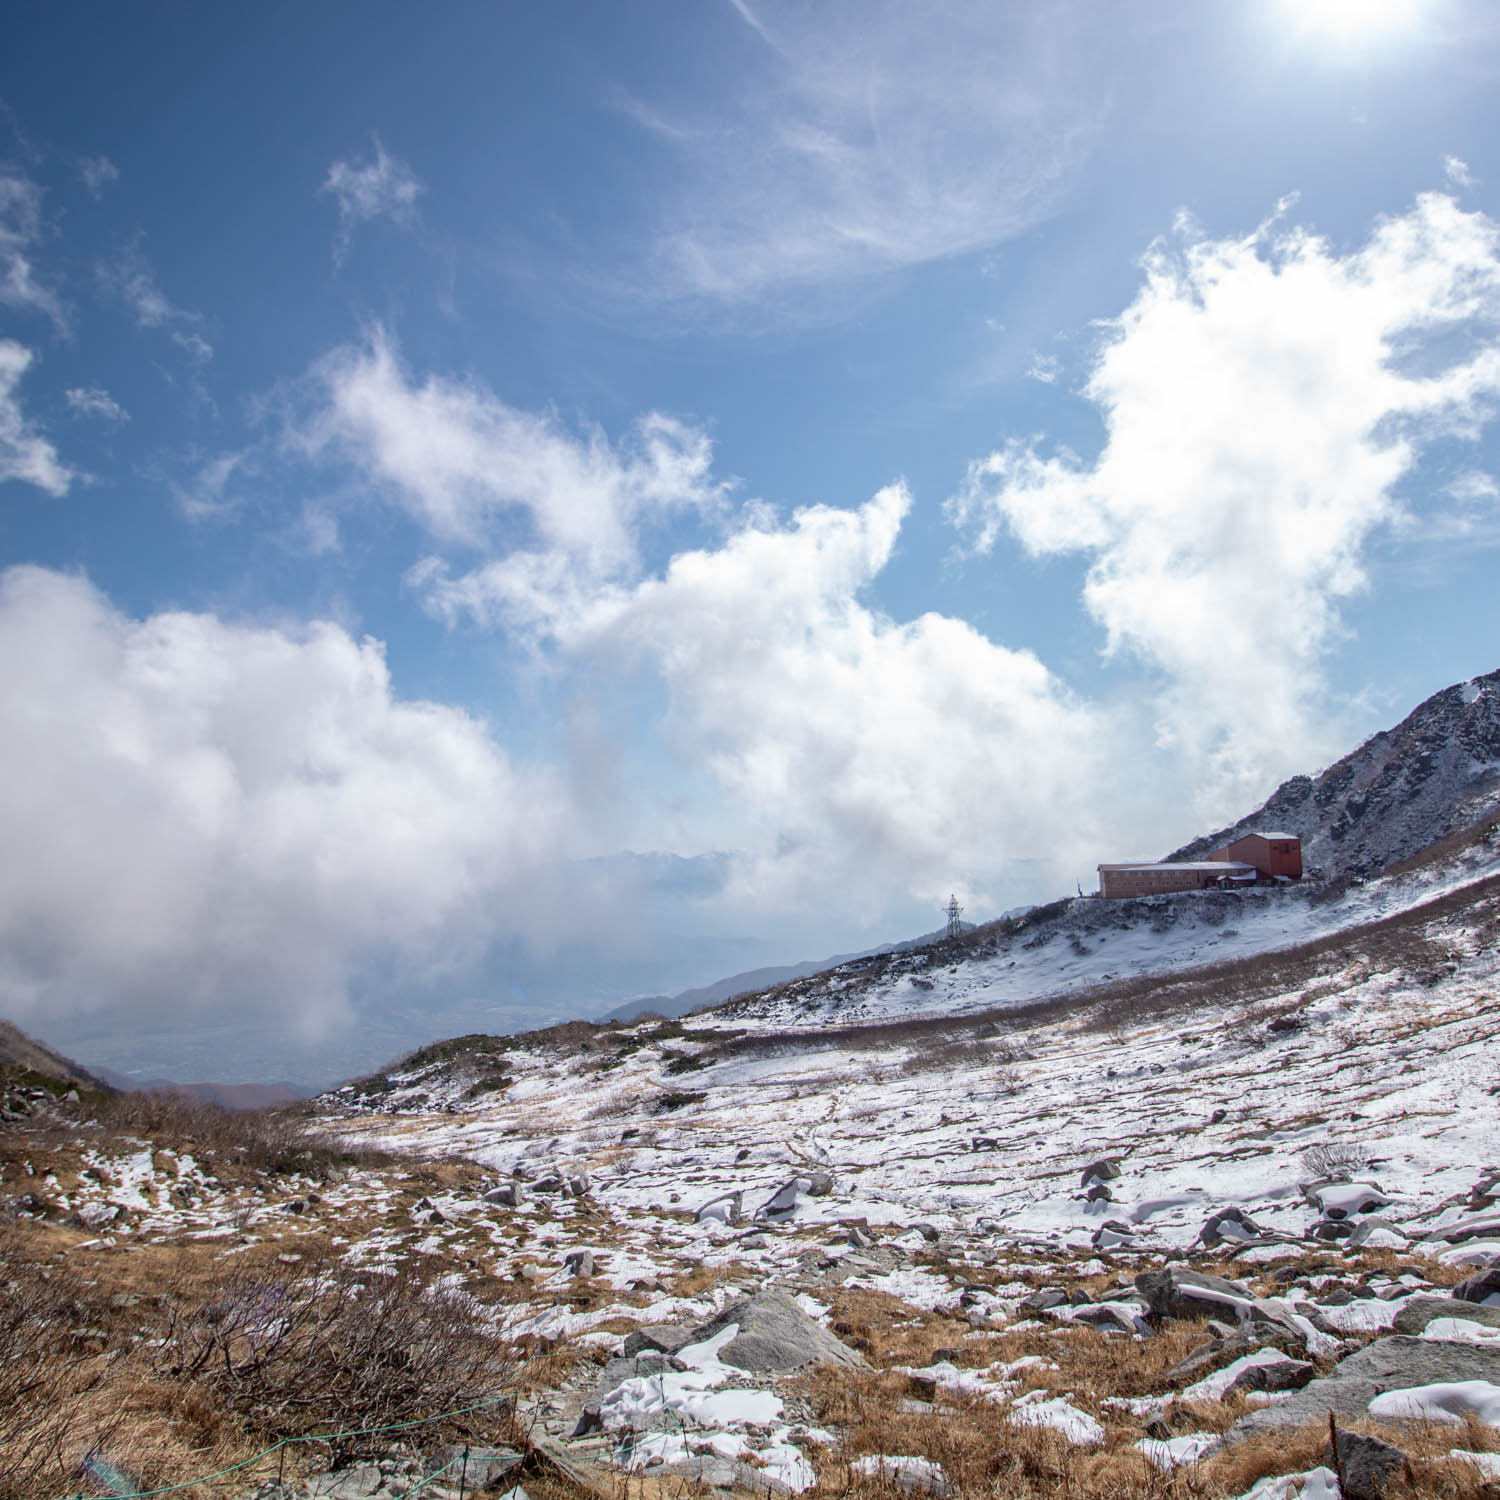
left=3, top=1, right=1499, bottom=1083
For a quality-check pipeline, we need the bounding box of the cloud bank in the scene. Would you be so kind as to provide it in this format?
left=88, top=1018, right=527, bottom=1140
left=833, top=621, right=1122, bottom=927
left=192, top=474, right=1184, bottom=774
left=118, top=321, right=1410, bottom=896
left=0, top=567, right=571, bottom=1045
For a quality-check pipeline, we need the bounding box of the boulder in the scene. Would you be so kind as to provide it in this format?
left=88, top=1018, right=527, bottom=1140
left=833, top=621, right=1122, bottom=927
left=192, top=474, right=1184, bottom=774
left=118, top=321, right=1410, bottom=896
left=689, top=1290, right=868, bottom=1373
left=1137, top=1267, right=1254, bottom=1322
left=1080, top=1158, right=1122, bottom=1188
left=438, top=1449, right=523, bottom=1490
left=1231, top=1357, right=1315, bottom=1393
left=1018, top=1288, right=1068, bottom=1313
left=573, top=1353, right=677, bottom=1434
left=1421, top=1214, right=1500, bottom=1246
left=1136, top=1267, right=1305, bottom=1348
left=1348, top=1218, right=1410, bottom=1248
left=805, top=1171, right=835, bottom=1197
left=483, top=1184, right=525, bottom=1208
left=1165, top=1335, right=1260, bottom=1385
left=1070, top=1302, right=1145, bottom=1335
left=655, top=1455, right=795, bottom=1496
left=1452, top=1267, right=1500, bottom=1304
left=695, top=1190, right=744, bottom=1225
left=758, top=1178, right=813, bottom=1219
left=562, top=1250, right=594, bottom=1277
left=620, top=1323, right=699, bottom=1358
left=1228, top=1335, right=1500, bottom=1439
left=1306, top=1182, right=1390, bottom=1218
left=1199, top=1207, right=1263, bottom=1247
left=1324, top=1431, right=1408, bottom=1500
left=1391, top=1296, right=1500, bottom=1335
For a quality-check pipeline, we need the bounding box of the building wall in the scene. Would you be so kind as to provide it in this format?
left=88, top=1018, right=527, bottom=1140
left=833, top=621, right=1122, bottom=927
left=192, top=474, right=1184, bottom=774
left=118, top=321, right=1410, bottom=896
left=1099, top=866, right=1217, bottom=898
left=1212, top=834, right=1303, bottom=879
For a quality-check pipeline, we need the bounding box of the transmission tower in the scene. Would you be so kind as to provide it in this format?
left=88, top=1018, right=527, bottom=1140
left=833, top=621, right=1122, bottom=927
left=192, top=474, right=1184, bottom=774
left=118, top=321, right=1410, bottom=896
left=945, top=894, right=964, bottom=939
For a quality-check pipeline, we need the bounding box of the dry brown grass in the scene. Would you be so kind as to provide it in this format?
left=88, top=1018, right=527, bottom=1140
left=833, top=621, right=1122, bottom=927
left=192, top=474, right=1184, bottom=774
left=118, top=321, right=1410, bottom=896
left=796, top=1346, right=1500, bottom=1500
left=0, top=1175, right=530, bottom=1500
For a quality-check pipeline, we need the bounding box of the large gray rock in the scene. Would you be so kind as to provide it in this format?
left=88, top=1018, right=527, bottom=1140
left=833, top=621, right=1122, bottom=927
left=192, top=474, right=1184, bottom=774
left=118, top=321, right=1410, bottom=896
left=1137, top=1268, right=1254, bottom=1322
left=1420, top=1214, right=1500, bottom=1245
left=1136, top=1268, right=1306, bottom=1348
left=1229, top=1335, right=1500, bottom=1440
left=1199, top=1207, right=1263, bottom=1247
left=690, top=1291, right=868, bottom=1373
left=1324, top=1431, right=1408, bottom=1500
left=1453, top=1266, right=1500, bottom=1303
left=620, top=1323, right=698, bottom=1358
left=1390, top=1295, right=1500, bottom=1335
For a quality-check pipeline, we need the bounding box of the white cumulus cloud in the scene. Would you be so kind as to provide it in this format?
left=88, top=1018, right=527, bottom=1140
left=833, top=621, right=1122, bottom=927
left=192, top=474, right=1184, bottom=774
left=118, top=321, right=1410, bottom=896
left=297, top=328, right=725, bottom=594
left=507, top=485, right=1114, bottom=917
left=0, top=341, right=76, bottom=496
left=948, top=191, right=1500, bottom=810
left=0, top=566, right=574, bottom=1048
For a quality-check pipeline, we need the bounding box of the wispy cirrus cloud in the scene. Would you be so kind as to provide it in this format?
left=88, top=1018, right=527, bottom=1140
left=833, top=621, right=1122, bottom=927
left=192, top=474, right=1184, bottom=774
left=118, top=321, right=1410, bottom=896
left=170, top=449, right=248, bottom=522
left=321, top=138, right=423, bottom=264
left=0, top=168, right=68, bottom=332
left=948, top=190, right=1500, bottom=812
left=0, top=340, right=76, bottom=496
left=618, top=0, right=1112, bottom=304
left=78, top=155, right=119, bottom=198
left=65, top=385, right=128, bottom=423
left=96, top=239, right=213, bottom=360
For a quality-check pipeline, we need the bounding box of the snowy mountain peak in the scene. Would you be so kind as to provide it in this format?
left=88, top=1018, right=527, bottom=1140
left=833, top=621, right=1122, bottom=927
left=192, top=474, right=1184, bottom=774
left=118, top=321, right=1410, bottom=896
left=1172, top=668, right=1500, bottom=879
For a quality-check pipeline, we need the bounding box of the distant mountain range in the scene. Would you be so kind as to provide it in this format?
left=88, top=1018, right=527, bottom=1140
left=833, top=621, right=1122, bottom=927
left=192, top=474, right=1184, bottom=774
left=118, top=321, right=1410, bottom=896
left=88, top=1066, right=312, bottom=1110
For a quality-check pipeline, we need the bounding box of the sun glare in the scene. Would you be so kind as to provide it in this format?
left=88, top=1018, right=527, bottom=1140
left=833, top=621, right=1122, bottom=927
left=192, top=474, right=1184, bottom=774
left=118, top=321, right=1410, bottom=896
left=1284, top=0, right=1424, bottom=41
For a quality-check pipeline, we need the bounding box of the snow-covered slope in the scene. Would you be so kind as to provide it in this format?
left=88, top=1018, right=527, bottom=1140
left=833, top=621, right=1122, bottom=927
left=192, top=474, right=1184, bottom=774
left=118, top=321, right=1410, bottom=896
left=1173, top=668, right=1500, bottom=878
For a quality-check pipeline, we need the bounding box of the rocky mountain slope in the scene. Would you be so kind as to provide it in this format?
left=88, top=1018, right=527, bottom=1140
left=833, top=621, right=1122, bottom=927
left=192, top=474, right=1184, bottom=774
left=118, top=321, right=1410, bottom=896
left=0, top=1017, right=107, bottom=1091
left=1172, top=669, right=1500, bottom=878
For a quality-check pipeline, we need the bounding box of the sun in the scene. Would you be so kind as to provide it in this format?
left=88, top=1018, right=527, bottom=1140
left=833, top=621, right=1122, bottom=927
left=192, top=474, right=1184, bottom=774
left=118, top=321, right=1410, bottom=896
left=1283, top=0, right=1424, bottom=41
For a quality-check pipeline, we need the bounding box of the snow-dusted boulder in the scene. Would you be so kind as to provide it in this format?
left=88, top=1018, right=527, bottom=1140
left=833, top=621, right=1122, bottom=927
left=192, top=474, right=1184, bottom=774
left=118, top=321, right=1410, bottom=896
left=690, top=1291, right=868, bottom=1374
left=1228, top=1335, right=1500, bottom=1440
left=1452, top=1267, right=1500, bottom=1305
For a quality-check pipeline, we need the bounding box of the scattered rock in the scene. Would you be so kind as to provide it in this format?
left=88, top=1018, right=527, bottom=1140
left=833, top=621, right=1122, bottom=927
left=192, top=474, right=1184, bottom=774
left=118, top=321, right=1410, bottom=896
left=1452, top=1267, right=1500, bottom=1304
left=1199, top=1207, right=1263, bottom=1247
left=1231, top=1357, right=1315, bottom=1394
left=689, top=1290, right=868, bottom=1373
left=563, top=1250, right=594, bottom=1277
left=1080, top=1158, right=1122, bottom=1187
left=1324, top=1430, right=1409, bottom=1500
left=1391, top=1296, right=1500, bottom=1335
left=1019, top=1288, right=1068, bottom=1313
left=695, top=1190, right=743, bottom=1225
left=1228, top=1335, right=1500, bottom=1439
left=619, top=1324, right=698, bottom=1358
left=484, top=1184, right=526, bottom=1208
